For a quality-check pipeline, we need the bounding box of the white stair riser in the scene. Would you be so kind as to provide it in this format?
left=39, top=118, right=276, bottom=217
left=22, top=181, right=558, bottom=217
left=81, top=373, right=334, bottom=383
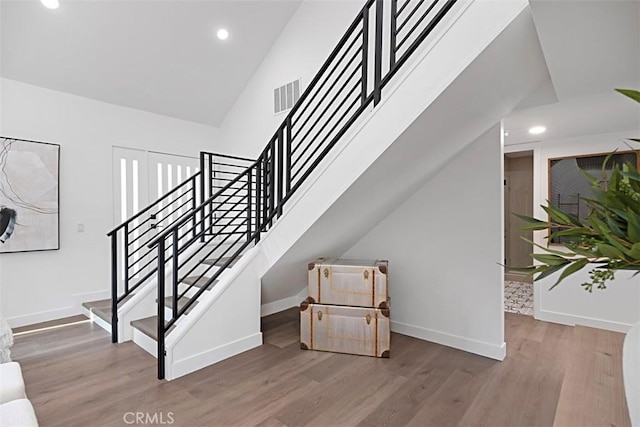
left=132, top=328, right=158, bottom=358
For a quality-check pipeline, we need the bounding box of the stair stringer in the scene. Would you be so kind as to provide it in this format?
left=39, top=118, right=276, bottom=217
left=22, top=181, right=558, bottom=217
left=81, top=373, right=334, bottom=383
left=163, top=247, right=262, bottom=380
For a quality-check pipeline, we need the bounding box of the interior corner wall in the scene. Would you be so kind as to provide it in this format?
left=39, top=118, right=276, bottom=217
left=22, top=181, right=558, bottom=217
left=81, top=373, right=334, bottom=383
left=516, top=130, right=640, bottom=332
left=218, top=0, right=363, bottom=158
left=0, top=78, right=220, bottom=327
left=343, top=123, right=505, bottom=360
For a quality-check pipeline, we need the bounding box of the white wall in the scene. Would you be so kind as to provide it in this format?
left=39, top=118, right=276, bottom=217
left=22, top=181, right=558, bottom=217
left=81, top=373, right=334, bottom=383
left=218, top=0, right=363, bottom=158
left=506, top=130, right=640, bottom=332
left=0, top=78, right=220, bottom=326
left=343, top=124, right=505, bottom=360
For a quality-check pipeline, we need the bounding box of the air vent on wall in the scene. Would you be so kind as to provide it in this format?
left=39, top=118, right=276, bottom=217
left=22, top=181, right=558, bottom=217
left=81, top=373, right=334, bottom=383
left=274, top=79, right=301, bottom=115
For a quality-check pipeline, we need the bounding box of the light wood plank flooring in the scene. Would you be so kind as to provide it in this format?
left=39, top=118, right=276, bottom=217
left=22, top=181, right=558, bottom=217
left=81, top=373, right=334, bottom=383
left=11, top=310, right=630, bottom=426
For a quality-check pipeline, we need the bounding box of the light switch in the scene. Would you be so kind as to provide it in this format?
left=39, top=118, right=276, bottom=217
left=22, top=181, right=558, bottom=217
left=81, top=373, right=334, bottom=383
left=77, top=223, right=85, bottom=233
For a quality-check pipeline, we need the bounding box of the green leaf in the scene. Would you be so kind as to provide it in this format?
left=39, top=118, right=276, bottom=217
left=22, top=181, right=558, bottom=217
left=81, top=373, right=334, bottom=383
left=605, top=215, right=626, bottom=240
left=580, top=167, right=601, bottom=186
left=597, top=243, right=625, bottom=260
left=629, top=242, right=640, bottom=258
left=532, top=253, right=571, bottom=265
left=589, top=214, right=632, bottom=254
left=549, top=227, right=594, bottom=238
left=521, top=238, right=575, bottom=257
left=615, top=88, right=640, bottom=103
left=535, top=262, right=570, bottom=281
left=542, top=205, right=574, bottom=226
left=549, top=258, right=590, bottom=290
left=627, top=209, right=640, bottom=243
left=513, top=213, right=550, bottom=230
left=620, top=169, right=640, bottom=182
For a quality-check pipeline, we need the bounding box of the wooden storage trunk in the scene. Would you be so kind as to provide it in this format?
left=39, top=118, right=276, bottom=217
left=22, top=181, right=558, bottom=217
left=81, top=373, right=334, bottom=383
left=307, top=258, right=388, bottom=308
left=300, top=299, right=390, bottom=358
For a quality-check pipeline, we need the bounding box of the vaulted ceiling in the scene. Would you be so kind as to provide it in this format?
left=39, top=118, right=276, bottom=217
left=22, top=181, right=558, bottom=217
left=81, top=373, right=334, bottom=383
left=0, top=0, right=303, bottom=127
left=2, top=0, right=638, bottom=138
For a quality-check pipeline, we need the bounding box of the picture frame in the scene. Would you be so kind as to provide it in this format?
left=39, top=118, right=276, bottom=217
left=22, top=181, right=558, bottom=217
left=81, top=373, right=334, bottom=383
left=0, top=137, right=60, bottom=253
left=548, top=149, right=639, bottom=244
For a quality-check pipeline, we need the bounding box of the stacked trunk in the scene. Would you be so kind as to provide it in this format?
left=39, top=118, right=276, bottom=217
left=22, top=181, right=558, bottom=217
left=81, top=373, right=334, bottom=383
left=300, top=259, right=390, bottom=358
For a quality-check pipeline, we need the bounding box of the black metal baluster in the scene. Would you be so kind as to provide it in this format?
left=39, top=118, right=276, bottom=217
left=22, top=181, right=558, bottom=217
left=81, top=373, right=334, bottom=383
left=277, top=127, right=284, bottom=217
left=123, top=224, right=130, bottom=294
left=390, top=0, right=398, bottom=70
left=362, top=8, right=369, bottom=103
left=262, top=155, right=268, bottom=232
left=247, top=170, right=252, bottom=241
left=157, top=239, right=166, bottom=380
left=172, top=230, right=179, bottom=321
left=256, top=160, right=262, bottom=243
left=374, top=0, right=384, bottom=106
left=111, top=232, right=118, bottom=343
left=269, top=141, right=276, bottom=226
left=199, top=153, right=205, bottom=242
left=286, top=117, right=292, bottom=194
left=191, top=177, right=197, bottom=240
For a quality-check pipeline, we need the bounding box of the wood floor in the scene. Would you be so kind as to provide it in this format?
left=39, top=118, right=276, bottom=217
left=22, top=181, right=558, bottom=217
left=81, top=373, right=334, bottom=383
left=11, top=310, right=630, bottom=427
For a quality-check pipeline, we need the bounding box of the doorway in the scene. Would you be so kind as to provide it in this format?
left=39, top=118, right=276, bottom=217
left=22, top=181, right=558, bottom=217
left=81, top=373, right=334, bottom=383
left=504, top=151, right=534, bottom=316
left=112, top=147, right=199, bottom=227
left=112, top=147, right=199, bottom=281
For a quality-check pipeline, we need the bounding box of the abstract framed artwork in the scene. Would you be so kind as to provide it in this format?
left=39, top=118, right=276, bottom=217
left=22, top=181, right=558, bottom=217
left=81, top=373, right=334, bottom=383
left=548, top=149, right=639, bottom=244
left=0, top=137, right=60, bottom=253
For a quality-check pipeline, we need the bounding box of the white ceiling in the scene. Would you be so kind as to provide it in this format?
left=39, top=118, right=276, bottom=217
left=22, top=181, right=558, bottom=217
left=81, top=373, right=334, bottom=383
left=1, top=0, right=638, bottom=138
left=0, top=0, right=303, bottom=127
left=504, top=0, right=640, bottom=146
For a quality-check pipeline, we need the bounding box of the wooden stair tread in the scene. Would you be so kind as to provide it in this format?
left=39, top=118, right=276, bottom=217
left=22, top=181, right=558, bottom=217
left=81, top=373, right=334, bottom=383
left=130, top=316, right=176, bottom=341
left=82, top=294, right=135, bottom=325
left=182, top=276, right=218, bottom=289
left=82, top=293, right=134, bottom=311
left=160, top=296, right=197, bottom=313
left=202, top=256, right=240, bottom=268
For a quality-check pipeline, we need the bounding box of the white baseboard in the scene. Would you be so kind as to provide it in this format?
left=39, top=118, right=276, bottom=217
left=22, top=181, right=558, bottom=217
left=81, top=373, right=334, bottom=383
left=7, top=306, right=80, bottom=328
left=536, top=309, right=632, bottom=334
left=7, top=290, right=110, bottom=328
left=260, top=288, right=306, bottom=317
left=169, top=332, right=263, bottom=380
left=391, top=320, right=506, bottom=361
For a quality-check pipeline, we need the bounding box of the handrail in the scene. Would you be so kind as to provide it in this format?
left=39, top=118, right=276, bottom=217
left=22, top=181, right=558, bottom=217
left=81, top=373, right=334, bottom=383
left=148, top=160, right=257, bottom=248
left=199, top=151, right=255, bottom=163
left=107, top=171, right=201, bottom=236
left=130, top=0, right=461, bottom=379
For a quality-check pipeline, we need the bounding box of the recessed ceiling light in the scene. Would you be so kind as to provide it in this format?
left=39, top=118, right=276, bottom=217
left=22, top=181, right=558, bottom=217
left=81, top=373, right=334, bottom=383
left=41, top=0, right=59, bottom=9
left=528, top=126, right=546, bottom=135
left=217, top=28, right=229, bottom=41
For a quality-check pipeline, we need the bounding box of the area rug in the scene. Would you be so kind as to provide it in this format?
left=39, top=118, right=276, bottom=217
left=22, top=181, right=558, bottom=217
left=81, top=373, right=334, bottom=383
left=504, top=280, right=533, bottom=316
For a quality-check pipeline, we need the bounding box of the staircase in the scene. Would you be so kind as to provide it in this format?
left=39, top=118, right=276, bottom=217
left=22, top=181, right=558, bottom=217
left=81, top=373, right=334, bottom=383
left=84, top=0, right=549, bottom=380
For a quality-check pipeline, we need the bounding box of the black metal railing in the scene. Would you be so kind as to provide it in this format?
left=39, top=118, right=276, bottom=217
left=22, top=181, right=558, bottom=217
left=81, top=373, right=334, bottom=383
left=132, top=0, right=459, bottom=379
left=107, top=153, right=252, bottom=343
left=107, top=172, right=200, bottom=343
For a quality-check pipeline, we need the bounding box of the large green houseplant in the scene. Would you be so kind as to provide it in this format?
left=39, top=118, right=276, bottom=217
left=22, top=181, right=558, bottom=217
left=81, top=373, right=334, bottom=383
left=514, top=89, right=640, bottom=291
